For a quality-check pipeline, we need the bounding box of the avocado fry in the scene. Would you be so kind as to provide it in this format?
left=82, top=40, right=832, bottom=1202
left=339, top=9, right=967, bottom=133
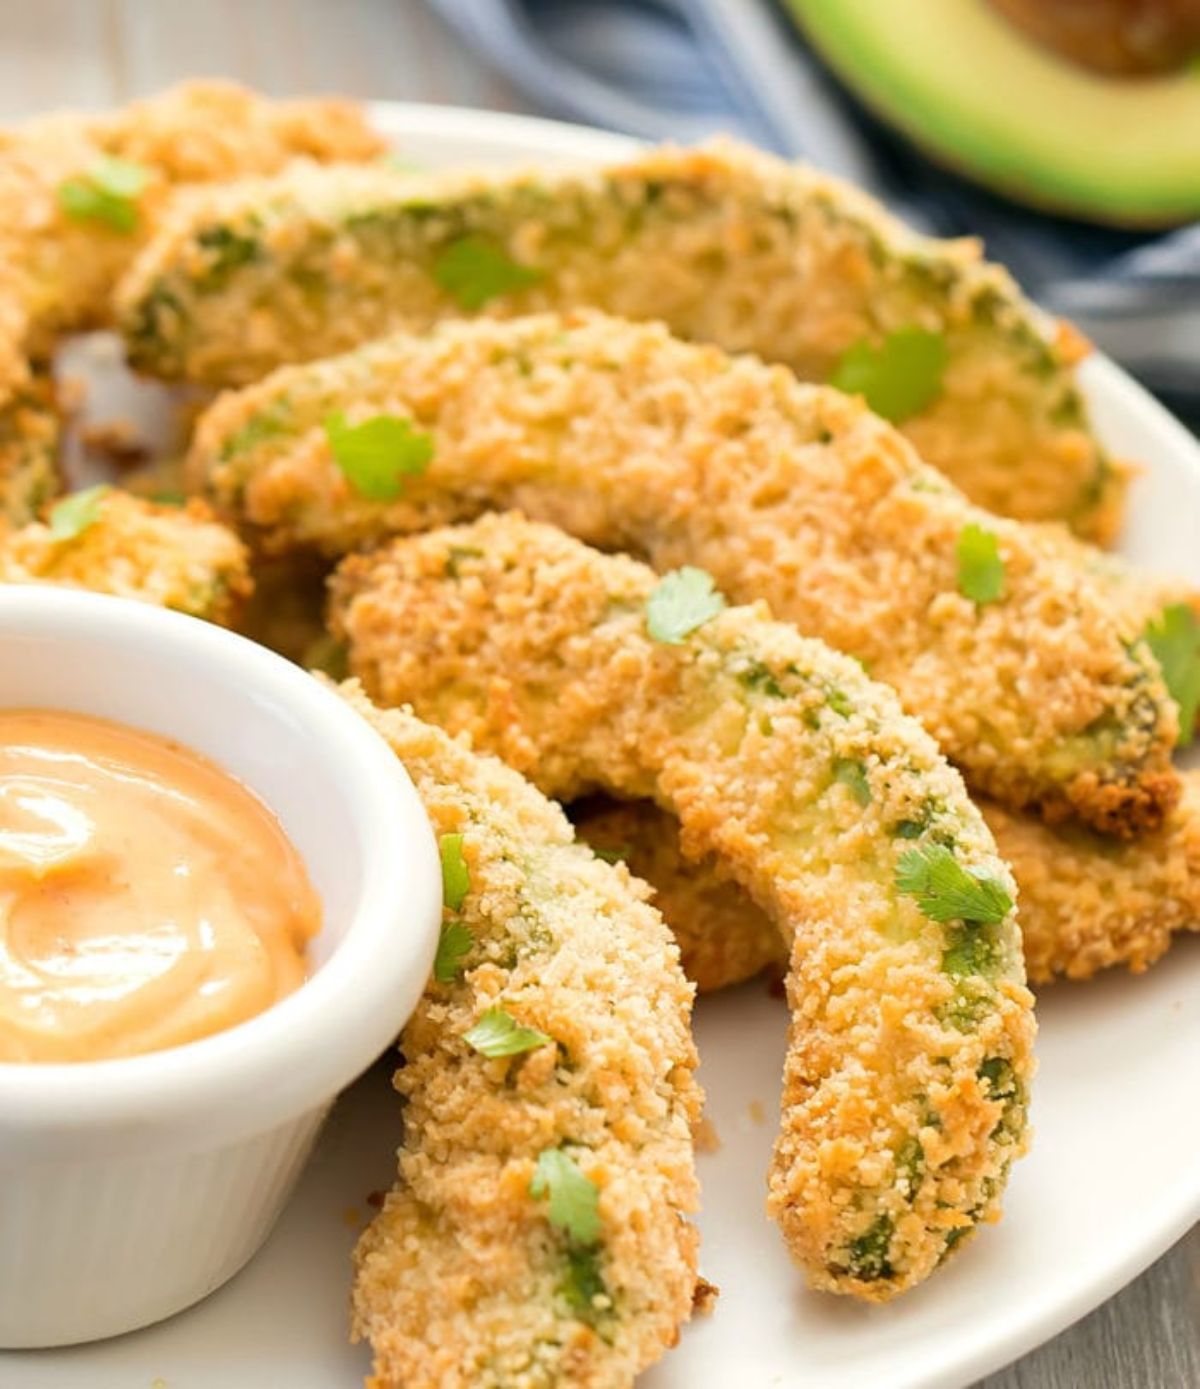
left=336, top=682, right=702, bottom=1389
left=985, top=774, right=1200, bottom=981
left=0, top=487, right=251, bottom=625
left=574, top=785, right=1200, bottom=988
left=329, top=513, right=1037, bottom=1301
left=119, top=138, right=1124, bottom=539
left=0, top=80, right=384, bottom=410
left=189, top=312, right=1177, bottom=835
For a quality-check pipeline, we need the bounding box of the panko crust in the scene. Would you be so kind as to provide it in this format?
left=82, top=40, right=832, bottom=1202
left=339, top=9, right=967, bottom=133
left=986, top=774, right=1200, bottom=982
left=571, top=797, right=782, bottom=993
left=0, top=489, right=250, bottom=624
left=0, top=80, right=382, bottom=400
left=335, top=684, right=701, bottom=1389
left=330, top=513, right=1036, bottom=1301
left=193, top=311, right=1177, bottom=832
left=0, top=372, right=61, bottom=525
left=570, top=788, right=1200, bottom=989
left=120, top=137, right=1122, bottom=538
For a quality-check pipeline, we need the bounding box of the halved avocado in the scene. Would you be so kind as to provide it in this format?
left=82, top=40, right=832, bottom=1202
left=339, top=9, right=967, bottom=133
left=784, top=0, right=1200, bottom=227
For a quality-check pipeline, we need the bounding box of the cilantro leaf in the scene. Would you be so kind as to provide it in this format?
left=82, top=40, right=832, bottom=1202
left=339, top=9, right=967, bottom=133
left=432, top=235, right=544, bottom=310
left=829, top=326, right=948, bottom=423
left=463, top=1006, right=552, bottom=1058
left=1143, top=603, right=1200, bottom=749
left=433, top=920, right=472, bottom=984
left=439, top=832, right=470, bottom=911
left=832, top=758, right=871, bottom=806
left=530, top=1147, right=602, bottom=1245
left=47, top=484, right=111, bottom=541
left=956, top=524, right=1005, bottom=606
left=645, top=567, right=726, bottom=644
left=58, top=156, right=150, bottom=234
left=895, top=844, right=1013, bottom=925
left=324, top=411, right=434, bottom=501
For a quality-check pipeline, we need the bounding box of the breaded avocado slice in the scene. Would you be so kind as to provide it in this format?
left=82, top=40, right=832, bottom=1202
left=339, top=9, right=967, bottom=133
left=573, top=783, right=1200, bottom=989
left=330, top=512, right=1036, bottom=1301
left=187, top=311, right=1178, bottom=835
left=0, top=486, right=251, bottom=624
left=119, top=139, right=1124, bottom=540
left=339, top=683, right=701, bottom=1388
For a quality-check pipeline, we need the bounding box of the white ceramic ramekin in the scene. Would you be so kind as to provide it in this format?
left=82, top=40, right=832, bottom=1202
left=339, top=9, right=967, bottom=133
left=0, top=587, right=441, bottom=1348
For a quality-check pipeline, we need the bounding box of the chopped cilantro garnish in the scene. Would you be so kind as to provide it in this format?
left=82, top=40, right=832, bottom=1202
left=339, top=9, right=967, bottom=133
left=432, top=235, right=544, bottom=310
left=645, top=567, right=726, bottom=644
left=530, top=1147, right=602, bottom=1245
left=896, top=844, right=1013, bottom=925
left=439, top=832, right=470, bottom=911
left=324, top=410, right=434, bottom=501
left=832, top=758, right=871, bottom=806
left=829, top=326, right=947, bottom=423
left=47, top=484, right=110, bottom=541
left=591, top=844, right=629, bottom=864
left=58, top=156, right=150, bottom=233
left=463, top=1006, right=552, bottom=1058
left=1143, top=603, right=1200, bottom=748
left=149, top=489, right=188, bottom=507
left=433, top=920, right=472, bottom=984
left=956, top=524, right=1005, bottom=606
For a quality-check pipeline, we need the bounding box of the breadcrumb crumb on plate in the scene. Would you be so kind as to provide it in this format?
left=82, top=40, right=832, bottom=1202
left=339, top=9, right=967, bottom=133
left=7, top=101, right=1199, bottom=1389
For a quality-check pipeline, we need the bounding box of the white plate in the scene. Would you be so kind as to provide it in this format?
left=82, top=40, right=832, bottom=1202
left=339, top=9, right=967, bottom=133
left=6, top=103, right=1200, bottom=1389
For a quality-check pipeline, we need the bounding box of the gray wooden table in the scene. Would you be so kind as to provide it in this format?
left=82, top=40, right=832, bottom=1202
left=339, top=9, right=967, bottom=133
left=2, top=2, right=1195, bottom=1384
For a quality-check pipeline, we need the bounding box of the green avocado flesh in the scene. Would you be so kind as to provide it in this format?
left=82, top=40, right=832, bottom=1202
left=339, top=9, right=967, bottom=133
left=784, top=0, right=1200, bottom=227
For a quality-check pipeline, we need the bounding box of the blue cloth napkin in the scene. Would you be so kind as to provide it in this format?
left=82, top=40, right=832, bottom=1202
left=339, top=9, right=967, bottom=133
left=425, top=0, right=1200, bottom=411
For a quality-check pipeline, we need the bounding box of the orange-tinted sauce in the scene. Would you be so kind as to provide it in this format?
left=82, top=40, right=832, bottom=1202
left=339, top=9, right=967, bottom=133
left=0, top=709, right=320, bottom=1062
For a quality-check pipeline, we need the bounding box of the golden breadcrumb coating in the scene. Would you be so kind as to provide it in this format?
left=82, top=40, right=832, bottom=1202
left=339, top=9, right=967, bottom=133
left=985, top=773, right=1200, bottom=981
left=335, top=682, right=701, bottom=1389
left=0, top=488, right=250, bottom=624
left=118, top=137, right=1123, bottom=538
left=0, top=80, right=383, bottom=398
left=571, top=797, right=782, bottom=993
left=0, top=373, right=61, bottom=525
left=330, top=514, right=1036, bottom=1301
left=191, top=311, right=1177, bottom=833
left=572, top=787, right=1200, bottom=987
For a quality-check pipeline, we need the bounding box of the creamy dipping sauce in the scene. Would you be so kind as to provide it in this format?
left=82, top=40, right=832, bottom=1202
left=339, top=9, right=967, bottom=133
left=0, top=709, right=320, bottom=1062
